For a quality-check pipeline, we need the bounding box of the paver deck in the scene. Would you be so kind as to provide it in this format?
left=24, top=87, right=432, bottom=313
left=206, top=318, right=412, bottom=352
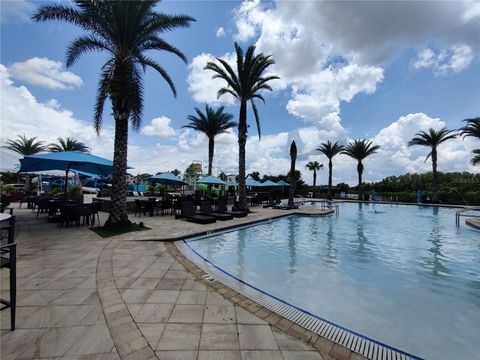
left=0, top=205, right=346, bottom=360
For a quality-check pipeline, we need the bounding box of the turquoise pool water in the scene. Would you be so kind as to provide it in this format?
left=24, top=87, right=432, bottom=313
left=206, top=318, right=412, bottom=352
left=187, top=202, right=480, bottom=359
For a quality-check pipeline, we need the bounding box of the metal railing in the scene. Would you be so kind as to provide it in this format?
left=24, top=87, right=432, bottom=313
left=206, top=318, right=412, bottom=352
left=456, top=207, right=480, bottom=227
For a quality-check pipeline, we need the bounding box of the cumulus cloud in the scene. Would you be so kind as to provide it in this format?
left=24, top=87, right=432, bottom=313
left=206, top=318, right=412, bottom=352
left=0, top=64, right=112, bottom=160
left=413, top=45, right=474, bottom=75
left=234, top=0, right=479, bottom=67
left=141, top=116, right=177, bottom=138
left=187, top=52, right=236, bottom=105
left=8, top=57, right=83, bottom=90
left=0, top=0, right=35, bottom=24
left=216, top=27, right=226, bottom=37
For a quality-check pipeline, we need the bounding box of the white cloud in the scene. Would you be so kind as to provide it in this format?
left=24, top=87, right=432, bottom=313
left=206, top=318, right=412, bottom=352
left=216, top=27, right=226, bottom=38
left=8, top=57, right=83, bottom=90
left=187, top=52, right=236, bottom=105
left=413, top=44, right=474, bottom=75
left=141, top=116, right=177, bottom=138
left=234, top=1, right=479, bottom=67
left=0, top=64, right=113, bottom=161
left=0, top=0, right=35, bottom=24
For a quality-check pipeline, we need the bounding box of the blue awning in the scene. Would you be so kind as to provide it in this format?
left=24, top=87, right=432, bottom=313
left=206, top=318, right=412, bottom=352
left=197, top=175, right=226, bottom=185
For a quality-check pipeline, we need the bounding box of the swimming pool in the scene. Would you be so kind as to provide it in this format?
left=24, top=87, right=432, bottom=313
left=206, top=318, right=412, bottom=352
left=186, top=202, right=479, bottom=359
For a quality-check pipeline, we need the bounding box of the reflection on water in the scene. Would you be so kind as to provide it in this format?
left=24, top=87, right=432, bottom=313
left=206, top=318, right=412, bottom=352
left=189, top=202, right=480, bottom=360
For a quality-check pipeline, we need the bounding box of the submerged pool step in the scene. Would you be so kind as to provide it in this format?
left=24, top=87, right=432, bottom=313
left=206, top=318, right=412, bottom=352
left=177, top=240, right=424, bottom=360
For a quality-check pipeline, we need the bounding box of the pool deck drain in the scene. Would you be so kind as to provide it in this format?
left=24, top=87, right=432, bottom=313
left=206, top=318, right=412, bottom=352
left=176, top=231, right=424, bottom=360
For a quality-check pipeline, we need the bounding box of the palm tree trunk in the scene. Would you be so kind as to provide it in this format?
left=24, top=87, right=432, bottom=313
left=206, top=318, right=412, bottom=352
left=357, top=160, right=363, bottom=199
left=237, top=100, right=248, bottom=211
left=328, top=159, right=333, bottom=200
left=431, top=148, right=438, bottom=202
left=207, top=137, right=214, bottom=197
left=313, top=169, right=317, bottom=198
left=105, top=104, right=131, bottom=228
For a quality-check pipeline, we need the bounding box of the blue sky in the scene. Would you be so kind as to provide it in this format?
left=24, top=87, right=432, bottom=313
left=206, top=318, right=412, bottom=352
left=1, top=0, right=479, bottom=185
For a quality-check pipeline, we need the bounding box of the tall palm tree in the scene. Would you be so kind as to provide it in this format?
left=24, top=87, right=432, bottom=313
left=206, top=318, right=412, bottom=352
left=205, top=42, right=279, bottom=211
left=33, top=1, right=194, bottom=228
left=408, top=128, right=457, bottom=202
left=3, top=134, right=46, bottom=155
left=342, top=140, right=380, bottom=199
left=460, top=117, right=480, bottom=165
left=305, top=161, right=323, bottom=198
left=183, top=104, right=236, bottom=175
left=48, top=137, right=89, bottom=153
left=317, top=141, right=344, bottom=199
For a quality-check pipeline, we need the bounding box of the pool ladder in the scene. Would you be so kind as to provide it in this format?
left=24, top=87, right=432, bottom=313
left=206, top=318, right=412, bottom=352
left=317, top=199, right=339, bottom=215
left=455, top=207, right=480, bottom=227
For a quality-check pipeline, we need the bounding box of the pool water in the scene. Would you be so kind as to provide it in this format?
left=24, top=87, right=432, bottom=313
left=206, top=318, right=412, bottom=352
left=187, top=202, right=480, bottom=359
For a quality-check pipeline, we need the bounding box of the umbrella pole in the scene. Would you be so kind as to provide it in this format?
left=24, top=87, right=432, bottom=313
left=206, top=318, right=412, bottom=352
left=64, top=167, right=70, bottom=201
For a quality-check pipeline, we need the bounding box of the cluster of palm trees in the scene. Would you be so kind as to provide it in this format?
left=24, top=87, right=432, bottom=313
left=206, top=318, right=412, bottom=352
left=304, top=118, right=479, bottom=202
left=27, top=1, right=479, bottom=227
left=3, top=135, right=89, bottom=156
left=305, top=140, right=380, bottom=199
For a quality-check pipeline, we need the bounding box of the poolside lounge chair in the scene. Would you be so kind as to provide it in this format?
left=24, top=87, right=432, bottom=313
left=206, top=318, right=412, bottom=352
left=180, top=200, right=216, bottom=224
left=216, top=198, right=248, bottom=218
left=199, top=200, right=234, bottom=221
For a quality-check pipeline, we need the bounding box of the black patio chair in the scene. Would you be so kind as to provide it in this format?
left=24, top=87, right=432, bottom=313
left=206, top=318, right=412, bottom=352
left=57, top=205, right=80, bottom=228
left=134, top=199, right=146, bottom=217
left=180, top=200, right=216, bottom=224
left=36, top=198, right=50, bottom=218
left=199, top=200, right=233, bottom=221
left=217, top=198, right=248, bottom=218
left=0, top=214, right=16, bottom=331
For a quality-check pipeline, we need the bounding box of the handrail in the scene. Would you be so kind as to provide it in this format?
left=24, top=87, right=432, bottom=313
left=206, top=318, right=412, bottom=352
left=456, top=207, right=480, bottom=227
left=315, top=199, right=339, bottom=215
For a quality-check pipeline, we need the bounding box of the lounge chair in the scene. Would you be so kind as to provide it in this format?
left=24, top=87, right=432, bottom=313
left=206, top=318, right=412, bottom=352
left=180, top=200, right=216, bottom=224
left=216, top=198, right=248, bottom=218
left=199, top=200, right=234, bottom=221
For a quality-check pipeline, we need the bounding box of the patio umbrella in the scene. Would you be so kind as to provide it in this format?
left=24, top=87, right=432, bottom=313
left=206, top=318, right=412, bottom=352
left=149, top=172, right=187, bottom=186
left=226, top=181, right=238, bottom=187
left=197, top=175, right=226, bottom=185
left=245, top=178, right=261, bottom=187
left=19, top=151, right=118, bottom=199
left=276, top=180, right=289, bottom=186
left=260, top=180, right=280, bottom=187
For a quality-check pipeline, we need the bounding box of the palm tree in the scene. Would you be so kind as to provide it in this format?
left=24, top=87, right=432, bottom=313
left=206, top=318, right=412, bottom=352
left=459, top=117, right=480, bottom=165
left=48, top=137, right=89, bottom=152
left=408, top=128, right=457, bottom=202
left=288, top=141, right=297, bottom=206
left=342, top=140, right=380, bottom=199
left=183, top=105, right=236, bottom=175
left=33, top=1, right=194, bottom=228
left=317, top=141, right=344, bottom=199
left=305, top=161, right=323, bottom=198
left=3, top=134, right=46, bottom=155
left=205, top=42, right=279, bottom=211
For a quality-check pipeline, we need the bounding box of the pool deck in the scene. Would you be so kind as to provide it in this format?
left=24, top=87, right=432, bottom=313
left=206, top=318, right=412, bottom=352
left=466, top=217, right=480, bottom=229
left=1, top=205, right=365, bottom=360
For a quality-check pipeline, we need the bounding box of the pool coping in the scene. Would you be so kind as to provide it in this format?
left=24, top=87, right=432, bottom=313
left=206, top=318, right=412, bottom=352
left=172, top=214, right=425, bottom=360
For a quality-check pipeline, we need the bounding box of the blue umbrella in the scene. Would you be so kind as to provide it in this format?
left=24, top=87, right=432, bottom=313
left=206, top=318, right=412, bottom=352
left=149, top=172, right=187, bottom=186
left=260, top=180, right=280, bottom=187
left=19, top=151, right=119, bottom=199
left=197, top=175, right=226, bottom=185
left=226, top=181, right=238, bottom=187
left=245, top=178, right=261, bottom=187
left=276, top=180, right=289, bottom=186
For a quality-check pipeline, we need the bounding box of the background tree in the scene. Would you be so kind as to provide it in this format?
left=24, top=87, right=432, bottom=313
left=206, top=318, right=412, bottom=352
left=3, top=135, right=47, bottom=188
left=170, top=169, right=181, bottom=177
left=342, top=140, right=380, bottom=199
left=3, top=135, right=46, bottom=155
left=248, top=171, right=261, bottom=181
left=305, top=161, right=323, bottom=197
left=288, top=140, right=297, bottom=206
left=460, top=117, right=480, bottom=165
left=408, top=128, right=457, bottom=202
left=317, top=141, right=344, bottom=199
left=48, top=137, right=89, bottom=152
left=205, top=42, right=278, bottom=211
left=33, top=1, right=194, bottom=228
left=183, top=104, right=236, bottom=175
